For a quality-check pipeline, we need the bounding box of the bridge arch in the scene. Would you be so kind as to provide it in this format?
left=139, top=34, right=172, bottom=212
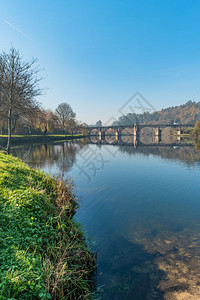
left=104, top=127, right=116, bottom=135
left=138, top=127, right=156, bottom=144
left=121, top=135, right=135, bottom=144
left=161, top=126, right=177, bottom=143
left=89, top=128, right=99, bottom=136
left=105, top=135, right=117, bottom=144
left=121, top=127, right=133, bottom=135
left=89, top=136, right=100, bottom=143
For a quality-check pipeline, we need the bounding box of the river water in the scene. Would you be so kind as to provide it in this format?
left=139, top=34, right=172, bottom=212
left=11, top=137, right=200, bottom=299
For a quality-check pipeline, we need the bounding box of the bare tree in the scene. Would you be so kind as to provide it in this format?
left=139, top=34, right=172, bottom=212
left=55, top=103, right=76, bottom=134
left=0, top=47, right=42, bottom=153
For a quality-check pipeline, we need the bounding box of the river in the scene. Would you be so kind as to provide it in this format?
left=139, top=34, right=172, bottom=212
left=11, top=137, right=200, bottom=299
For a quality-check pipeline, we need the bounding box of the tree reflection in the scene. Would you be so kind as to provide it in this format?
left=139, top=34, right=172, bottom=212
left=11, top=139, right=88, bottom=173
left=193, top=138, right=200, bottom=151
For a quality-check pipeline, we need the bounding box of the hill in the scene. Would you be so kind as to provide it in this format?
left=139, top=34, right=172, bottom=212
left=112, top=101, right=200, bottom=125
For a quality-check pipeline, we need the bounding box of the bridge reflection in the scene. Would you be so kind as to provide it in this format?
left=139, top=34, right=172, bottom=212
left=88, top=135, right=193, bottom=148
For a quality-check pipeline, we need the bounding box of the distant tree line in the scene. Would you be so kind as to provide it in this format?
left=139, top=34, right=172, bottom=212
left=112, top=101, right=200, bottom=126
left=0, top=47, right=86, bottom=152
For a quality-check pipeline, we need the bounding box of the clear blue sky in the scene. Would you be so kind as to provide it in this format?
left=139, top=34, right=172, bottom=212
left=1, top=0, right=200, bottom=124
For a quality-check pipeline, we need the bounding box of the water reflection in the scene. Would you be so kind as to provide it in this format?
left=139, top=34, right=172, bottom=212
left=11, top=139, right=88, bottom=173
left=11, top=137, right=200, bottom=299
left=11, top=137, right=200, bottom=170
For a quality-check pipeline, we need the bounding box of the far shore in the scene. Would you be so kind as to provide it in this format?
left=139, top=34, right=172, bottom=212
left=0, top=134, right=85, bottom=148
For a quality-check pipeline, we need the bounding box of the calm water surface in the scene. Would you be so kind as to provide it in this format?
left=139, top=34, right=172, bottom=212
left=11, top=138, right=200, bottom=299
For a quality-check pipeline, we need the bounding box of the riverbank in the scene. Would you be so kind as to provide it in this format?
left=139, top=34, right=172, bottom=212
left=0, top=152, right=95, bottom=299
left=0, top=134, right=84, bottom=148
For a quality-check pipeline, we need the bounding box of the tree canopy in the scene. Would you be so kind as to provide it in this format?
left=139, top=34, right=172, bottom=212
left=55, top=103, right=76, bottom=134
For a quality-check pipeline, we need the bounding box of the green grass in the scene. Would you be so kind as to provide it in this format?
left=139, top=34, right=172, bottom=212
left=0, top=152, right=95, bottom=299
left=0, top=134, right=83, bottom=137
left=0, top=134, right=84, bottom=148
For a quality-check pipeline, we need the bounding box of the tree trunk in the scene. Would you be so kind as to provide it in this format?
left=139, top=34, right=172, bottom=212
left=43, top=125, right=47, bottom=135
left=7, top=108, right=12, bottom=154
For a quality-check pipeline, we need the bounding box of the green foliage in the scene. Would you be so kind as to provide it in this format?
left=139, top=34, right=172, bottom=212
left=182, top=128, right=193, bottom=134
left=191, top=122, right=200, bottom=138
left=0, top=153, right=95, bottom=299
left=113, top=101, right=200, bottom=125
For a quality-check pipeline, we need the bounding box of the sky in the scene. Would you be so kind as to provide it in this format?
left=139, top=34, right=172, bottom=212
left=1, top=0, right=200, bottom=124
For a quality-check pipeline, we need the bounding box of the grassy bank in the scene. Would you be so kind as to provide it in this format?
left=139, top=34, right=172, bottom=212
left=0, top=134, right=84, bottom=148
left=0, top=152, right=95, bottom=299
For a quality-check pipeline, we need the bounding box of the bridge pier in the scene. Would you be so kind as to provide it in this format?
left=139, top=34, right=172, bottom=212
left=155, top=135, right=162, bottom=143
left=176, top=136, right=182, bottom=142
left=133, top=135, right=138, bottom=148
left=154, top=128, right=162, bottom=136
left=115, top=129, right=122, bottom=140
left=154, top=128, right=162, bottom=142
left=99, top=129, right=105, bottom=140
left=133, top=124, right=140, bottom=136
left=177, top=128, right=183, bottom=135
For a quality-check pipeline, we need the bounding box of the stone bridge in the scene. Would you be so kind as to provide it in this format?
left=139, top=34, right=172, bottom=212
left=88, top=123, right=193, bottom=141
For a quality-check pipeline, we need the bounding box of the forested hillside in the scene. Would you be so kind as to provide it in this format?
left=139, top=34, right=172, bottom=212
left=113, top=101, right=200, bottom=125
